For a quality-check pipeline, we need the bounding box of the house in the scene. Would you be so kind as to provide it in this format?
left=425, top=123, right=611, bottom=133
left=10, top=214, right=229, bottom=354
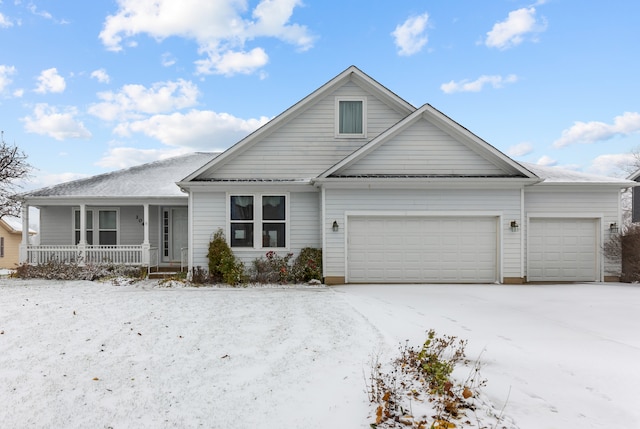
left=0, top=216, right=35, bottom=269
left=19, top=152, right=217, bottom=270
left=21, top=66, right=636, bottom=283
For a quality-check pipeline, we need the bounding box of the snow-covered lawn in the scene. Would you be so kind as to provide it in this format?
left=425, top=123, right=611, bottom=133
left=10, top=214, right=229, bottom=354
left=1, top=279, right=638, bottom=429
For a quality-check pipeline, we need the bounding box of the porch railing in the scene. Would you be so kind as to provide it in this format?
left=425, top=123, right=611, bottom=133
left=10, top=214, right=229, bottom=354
left=25, top=245, right=161, bottom=272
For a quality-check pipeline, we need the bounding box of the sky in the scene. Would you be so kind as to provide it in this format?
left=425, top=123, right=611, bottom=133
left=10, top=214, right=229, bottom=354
left=1, top=0, right=639, bottom=191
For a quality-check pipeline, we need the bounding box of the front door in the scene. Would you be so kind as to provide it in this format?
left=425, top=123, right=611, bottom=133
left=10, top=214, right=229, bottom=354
left=162, top=207, right=188, bottom=263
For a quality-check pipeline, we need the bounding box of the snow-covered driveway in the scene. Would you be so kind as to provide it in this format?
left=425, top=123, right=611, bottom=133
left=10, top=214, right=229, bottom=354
left=1, top=279, right=639, bottom=429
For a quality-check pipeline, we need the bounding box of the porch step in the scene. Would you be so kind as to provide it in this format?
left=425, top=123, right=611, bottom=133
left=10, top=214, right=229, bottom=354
left=148, top=266, right=185, bottom=279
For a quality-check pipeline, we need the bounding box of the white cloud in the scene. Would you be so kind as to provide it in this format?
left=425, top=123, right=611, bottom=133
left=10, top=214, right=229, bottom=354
left=553, top=112, right=640, bottom=148
left=96, top=146, right=192, bottom=169
left=507, top=142, right=533, bottom=157
left=0, top=12, right=14, bottom=28
left=91, top=69, right=110, bottom=84
left=587, top=153, right=636, bottom=178
left=113, top=109, right=270, bottom=150
left=440, top=74, right=518, bottom=93
left=536, top=155, right=557, bottom=167
left=392, top=12, right=429, bottom=56
left=22, top=103, right=92, bottom=141
left=161, top=52, right=176, bottom=67
left=99, top=0, right=314, bottom=76
left=88, top=79, right=200, bottom=121
left=485, top=7, right=547, bottom=50
left=35, top=68, right=66, bottom=94
left=0, top=65, right=16, bottom=93
left=195, top=48, right=269, bottom=76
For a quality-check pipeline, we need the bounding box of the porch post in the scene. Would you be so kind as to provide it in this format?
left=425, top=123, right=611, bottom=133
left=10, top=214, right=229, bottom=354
left=78, top=203, right=86, bottom=263
left=141, top=204, right=150, bottom=266
left=19, top=204, right=29, bottom=263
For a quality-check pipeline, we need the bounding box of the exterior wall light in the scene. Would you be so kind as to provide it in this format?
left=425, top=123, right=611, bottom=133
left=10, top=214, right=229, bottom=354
left=332, top=220, right=339, bottom=232
left=609, top=222, right=619, bottom=234
left=510, top=220, right=519, bottom=232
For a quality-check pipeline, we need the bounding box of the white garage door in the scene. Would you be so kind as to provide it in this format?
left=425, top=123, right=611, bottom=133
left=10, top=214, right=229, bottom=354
left=347, top=216, right=497, bottom=283
left=528, top=218, right=598, bottom=282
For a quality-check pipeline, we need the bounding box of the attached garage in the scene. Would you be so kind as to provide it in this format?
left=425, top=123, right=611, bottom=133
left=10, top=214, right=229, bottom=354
left=347, top=216, right=498, bottom=283
left=527, top=218, right=599, bottom=282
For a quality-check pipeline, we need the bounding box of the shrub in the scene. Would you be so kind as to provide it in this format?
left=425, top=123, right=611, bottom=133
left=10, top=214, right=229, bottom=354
left=604, top=224, right=640, bottom=282
left=12, top=260, right=145, bottom=281
left=207, top=229, right=245, bottom=286
left=368, top=330, right=487, bottom=428
left=250, top=251, right=293, bottom=283
left=290, top=247, right=322, bottom=282
left=190, top=266, right=209, bottom=285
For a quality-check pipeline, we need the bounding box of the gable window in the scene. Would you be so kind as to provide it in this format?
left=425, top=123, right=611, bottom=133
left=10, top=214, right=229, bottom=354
left=229, top=194, right=287, bottom=249
left=336, top=97, right=366, bottom=138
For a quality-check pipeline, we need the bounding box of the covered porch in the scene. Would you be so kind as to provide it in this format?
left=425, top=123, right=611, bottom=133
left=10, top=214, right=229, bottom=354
left=19, top=200, right=190, bottom=273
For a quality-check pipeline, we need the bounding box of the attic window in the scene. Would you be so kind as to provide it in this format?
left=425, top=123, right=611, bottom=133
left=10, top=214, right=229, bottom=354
left=336, top=97, right=366, bottom=138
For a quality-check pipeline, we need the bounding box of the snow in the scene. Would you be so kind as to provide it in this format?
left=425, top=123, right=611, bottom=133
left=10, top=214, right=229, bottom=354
left=520, top=162, right=636, bottom=185
left=1, top=279, right=639, bottom=429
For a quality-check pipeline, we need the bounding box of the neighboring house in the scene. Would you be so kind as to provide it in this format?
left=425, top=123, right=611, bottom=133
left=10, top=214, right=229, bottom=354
left=21, top=66, right=636, bottom=283
left=627, top=169, right=640, bottom=223
left=19, top=152, right=217, bottom=270
left=0, top=216, right=36, bottom=269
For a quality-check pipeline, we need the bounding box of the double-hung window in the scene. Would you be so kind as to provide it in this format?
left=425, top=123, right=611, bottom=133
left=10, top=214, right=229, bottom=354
left=74, top=209, right=118, bottom=245
left=229, top=194, right=287, bottom=249
left=336, top=97, right=366, bottom=138
left=74, top=210, right=94, bottom=245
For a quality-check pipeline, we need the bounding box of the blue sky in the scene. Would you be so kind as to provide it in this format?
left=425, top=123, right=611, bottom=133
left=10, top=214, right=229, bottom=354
left=1, top=0, right=639, bottom=190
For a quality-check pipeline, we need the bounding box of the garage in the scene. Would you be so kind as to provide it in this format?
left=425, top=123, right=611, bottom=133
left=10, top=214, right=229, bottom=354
left=347, top=216, right=498, bottom=283
left=527, top=218, right=599, bottom=282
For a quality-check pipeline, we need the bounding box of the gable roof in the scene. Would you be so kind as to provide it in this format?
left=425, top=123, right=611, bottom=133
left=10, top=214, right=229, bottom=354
left=0, top=216, right=36, bottom=234
left=23, top=152, right=218, bottom=200
left=181, top=66, right=416, bottom=182
left=319, top=103, right=537, bottom=180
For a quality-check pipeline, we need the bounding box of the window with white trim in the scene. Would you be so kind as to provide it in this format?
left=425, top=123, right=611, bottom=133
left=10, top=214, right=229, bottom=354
left=335, top=97, right=366, bottom=138
left=229, top=194, right=287, bottom=248
left=73, top=209, right=118, bottom=245
left=74, top=209, right=94, bottom=245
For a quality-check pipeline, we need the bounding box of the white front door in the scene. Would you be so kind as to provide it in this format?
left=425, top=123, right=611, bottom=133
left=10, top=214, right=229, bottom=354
left=162, top=207, right=188, bottom=262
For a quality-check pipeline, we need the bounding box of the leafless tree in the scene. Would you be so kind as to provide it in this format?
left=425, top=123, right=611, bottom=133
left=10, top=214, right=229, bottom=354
left=0, top=131, right=31, bottom=219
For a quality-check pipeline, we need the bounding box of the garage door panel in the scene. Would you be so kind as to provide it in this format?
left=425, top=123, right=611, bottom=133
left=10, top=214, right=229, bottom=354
left=348, top=216, right=497, bottom=283
left=528, top=218, right=598, bottom=282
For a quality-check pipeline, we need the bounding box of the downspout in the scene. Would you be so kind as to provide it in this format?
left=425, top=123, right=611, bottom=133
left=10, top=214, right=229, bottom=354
left=520, top=187, right=525, bottom=280
left=321, top=186, right=326, bottom=280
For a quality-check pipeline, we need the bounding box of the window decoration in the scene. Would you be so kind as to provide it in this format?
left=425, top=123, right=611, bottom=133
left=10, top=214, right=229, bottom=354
left=336, top=97, right=366, bottom=138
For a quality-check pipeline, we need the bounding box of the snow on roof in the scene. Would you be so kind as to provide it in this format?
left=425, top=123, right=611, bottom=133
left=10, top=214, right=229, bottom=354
left=24, top=152, right=219, bottom=199
left=520, top=162, right=636, bottom=185
left=0, top=215, right=36, bottom=234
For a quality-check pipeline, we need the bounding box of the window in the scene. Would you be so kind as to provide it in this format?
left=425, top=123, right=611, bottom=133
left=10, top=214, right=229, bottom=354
left=229, top=194, right=287, bottom=249
left=74, top=210, right=94, bottom=245
left=336, top=97, right=366, bottom=137
left=230, top=196, right=254, bottom=247
left=99, top=210, right=117, bottom=245
left=73, top=209, right=117, bottom=245
left=0, top=237, right=4, bottom=258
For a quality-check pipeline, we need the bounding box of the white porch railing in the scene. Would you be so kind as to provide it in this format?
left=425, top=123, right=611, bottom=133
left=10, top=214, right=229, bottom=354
left=26, top=245, right=161, bottom=272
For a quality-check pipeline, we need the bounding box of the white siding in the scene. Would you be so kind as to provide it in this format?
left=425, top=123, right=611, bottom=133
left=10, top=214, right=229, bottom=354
left=190, top=190, right=321, bottom=270
left=205, top=82, right=406, bottom=180
left=524, top=187, right=621, bottom=279
left=119, top=206, right=144, bottom=245
left=324, top=188, right=522, bottom=280
left=341, top=119, right=507, bottom=176
left=39, top=207, right=73, bottom=245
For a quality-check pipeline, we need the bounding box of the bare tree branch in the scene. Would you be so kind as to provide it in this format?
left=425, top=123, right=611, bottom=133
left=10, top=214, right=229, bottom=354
left=0, top=131, right=32, bottom=219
